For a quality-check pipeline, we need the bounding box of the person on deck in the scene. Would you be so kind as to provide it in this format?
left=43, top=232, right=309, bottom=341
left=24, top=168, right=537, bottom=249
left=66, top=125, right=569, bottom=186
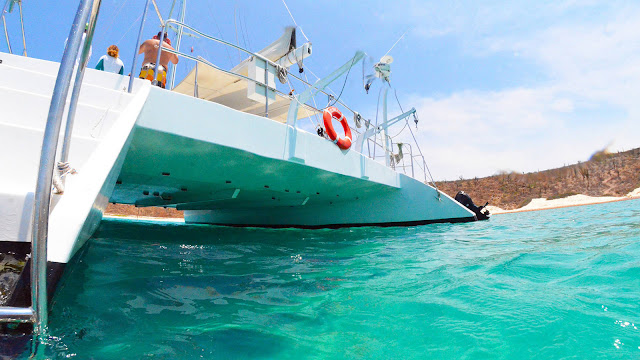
left=138, top=32, right=179, bottom=88
left=95, top=45, right=124, bottom=75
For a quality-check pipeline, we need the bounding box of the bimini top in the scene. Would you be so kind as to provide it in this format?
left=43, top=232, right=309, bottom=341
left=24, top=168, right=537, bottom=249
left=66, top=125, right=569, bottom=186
left=172, top=27, right=319, bottom=123
left=172, top=63, right=319, bottom=123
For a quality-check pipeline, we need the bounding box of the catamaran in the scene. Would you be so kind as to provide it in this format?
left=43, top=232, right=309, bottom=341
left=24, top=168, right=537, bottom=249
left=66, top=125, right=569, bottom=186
left=0, top=0, right=480, bottom=354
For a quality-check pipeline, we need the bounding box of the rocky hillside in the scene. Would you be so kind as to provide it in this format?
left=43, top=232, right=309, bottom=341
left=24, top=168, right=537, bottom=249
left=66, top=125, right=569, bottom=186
left=436, top=148, right=640, bottom=210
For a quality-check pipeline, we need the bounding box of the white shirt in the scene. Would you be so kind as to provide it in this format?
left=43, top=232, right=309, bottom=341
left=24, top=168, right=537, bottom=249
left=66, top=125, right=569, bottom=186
left=95, top=54, right=125, bottom=75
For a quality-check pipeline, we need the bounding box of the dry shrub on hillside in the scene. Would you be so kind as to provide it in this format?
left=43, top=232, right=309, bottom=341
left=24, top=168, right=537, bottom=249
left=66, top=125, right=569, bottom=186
left=436, top=147, right=640, bottom=210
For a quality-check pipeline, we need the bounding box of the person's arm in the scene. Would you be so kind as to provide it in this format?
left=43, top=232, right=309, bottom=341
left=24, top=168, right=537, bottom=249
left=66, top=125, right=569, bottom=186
left=138, top=40, right=148, bottom=55
left=164, top=43, right=179, bottom=64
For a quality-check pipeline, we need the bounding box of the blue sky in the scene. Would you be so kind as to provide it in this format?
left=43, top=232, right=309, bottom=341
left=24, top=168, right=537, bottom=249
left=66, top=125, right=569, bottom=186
left=2, top=0, right=639, bottom=180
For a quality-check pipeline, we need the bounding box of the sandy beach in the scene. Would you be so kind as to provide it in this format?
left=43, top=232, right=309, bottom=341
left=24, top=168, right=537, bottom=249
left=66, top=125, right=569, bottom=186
left=487, top=187, right=640, bottom=215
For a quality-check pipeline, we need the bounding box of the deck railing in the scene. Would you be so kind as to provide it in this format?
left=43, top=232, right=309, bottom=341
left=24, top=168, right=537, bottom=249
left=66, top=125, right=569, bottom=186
left=1, top=0, right=28, bottom=56
left=125, top=13, right=433, bottom=184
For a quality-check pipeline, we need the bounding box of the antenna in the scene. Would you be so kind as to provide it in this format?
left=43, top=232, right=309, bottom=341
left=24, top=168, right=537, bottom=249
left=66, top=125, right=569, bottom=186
left=364, top=29, right=408, bottom=92
left=383, top=28, right=410, bottom=57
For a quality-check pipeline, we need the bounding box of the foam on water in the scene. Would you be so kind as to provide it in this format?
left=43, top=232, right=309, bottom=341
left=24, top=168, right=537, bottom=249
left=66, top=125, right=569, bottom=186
left=39, top=199, right=640, bottom=359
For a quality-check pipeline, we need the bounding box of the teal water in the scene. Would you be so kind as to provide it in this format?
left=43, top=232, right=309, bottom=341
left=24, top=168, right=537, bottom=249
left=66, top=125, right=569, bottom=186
left=43, top=199, right=640, bottom=359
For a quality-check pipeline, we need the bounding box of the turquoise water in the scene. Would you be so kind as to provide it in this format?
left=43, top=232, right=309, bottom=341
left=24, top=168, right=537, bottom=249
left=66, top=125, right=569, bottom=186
left=42, top=199, right=640, bottom=359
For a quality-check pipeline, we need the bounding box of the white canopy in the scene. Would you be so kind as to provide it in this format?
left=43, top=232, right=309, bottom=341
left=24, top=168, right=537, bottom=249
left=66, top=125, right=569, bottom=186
left=172, top=27, right=319, bottom=123
left=172, top=63, right=319, bottom=123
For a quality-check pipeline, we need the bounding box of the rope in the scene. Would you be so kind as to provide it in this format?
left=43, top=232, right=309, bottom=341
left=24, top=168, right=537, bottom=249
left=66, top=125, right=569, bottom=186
left=277, top=65, right=288, bottom=84
left=390, top=121, right=408, bottom=138
left=321, top=55, right=356, bottom=110
left=57, top=162, right=77, bottom=178
left=52, top=162, right=77, bottom=195
left=281, top=0, right=310, bottom=42
left=52, top=171, right=64, bottom=194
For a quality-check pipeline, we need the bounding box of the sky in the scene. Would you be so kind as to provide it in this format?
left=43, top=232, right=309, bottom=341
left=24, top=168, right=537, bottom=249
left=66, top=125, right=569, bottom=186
left=2, top=0, right=639, bottom=181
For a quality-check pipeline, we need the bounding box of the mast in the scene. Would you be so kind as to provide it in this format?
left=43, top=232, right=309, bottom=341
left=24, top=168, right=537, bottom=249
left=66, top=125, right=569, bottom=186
left=168, top=0, right=185, bottom=90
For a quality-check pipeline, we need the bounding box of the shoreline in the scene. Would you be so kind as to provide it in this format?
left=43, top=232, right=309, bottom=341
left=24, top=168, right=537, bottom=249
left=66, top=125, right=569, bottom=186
left=102, top=188, right=640, bottom=221
left=487, top=188, right=640, bottom=215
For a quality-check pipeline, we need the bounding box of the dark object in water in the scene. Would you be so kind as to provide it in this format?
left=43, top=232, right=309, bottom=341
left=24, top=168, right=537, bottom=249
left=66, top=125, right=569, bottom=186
left=455, top=191, right=490, bottom=221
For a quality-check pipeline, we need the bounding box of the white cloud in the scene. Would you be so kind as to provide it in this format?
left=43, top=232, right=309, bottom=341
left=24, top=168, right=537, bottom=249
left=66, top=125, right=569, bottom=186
left=387, top=2, right=640, bottom=180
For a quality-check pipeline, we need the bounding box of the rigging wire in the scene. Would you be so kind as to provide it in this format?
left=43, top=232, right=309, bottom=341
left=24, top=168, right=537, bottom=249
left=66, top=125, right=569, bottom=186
left=236, top=5, right=248, bottom=50
left=306, top=64, right=363, bottom=116
left=307, top=67, right=339, bottom=99
left=389, top=87, right=408, bottom=138
left=280, top=0, right=310, bottom=42
left=116, top=12, right=144, bottom=45
left=240, top=4, right=252, bottom=51
left=102, top=0, right=130, bottom=40
left=233, top=4, right=242, bottom=62
left=390, top=86, right=438, bottom=187
left=389, top=119, right=408, bottom=138
left=204, top=1, right=233, bottom=66
left=316, top=56, right=357, bottom=111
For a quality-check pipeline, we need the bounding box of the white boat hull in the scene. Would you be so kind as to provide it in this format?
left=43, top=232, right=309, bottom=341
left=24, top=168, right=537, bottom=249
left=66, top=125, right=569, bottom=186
left=112, top=87, right=475, bottom=227
left=0, top=51, right=474, bottom=268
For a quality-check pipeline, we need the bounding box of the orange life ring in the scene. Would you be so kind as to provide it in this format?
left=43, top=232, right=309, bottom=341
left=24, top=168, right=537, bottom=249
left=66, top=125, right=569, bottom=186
left=323, top=107, right=352, bottom=150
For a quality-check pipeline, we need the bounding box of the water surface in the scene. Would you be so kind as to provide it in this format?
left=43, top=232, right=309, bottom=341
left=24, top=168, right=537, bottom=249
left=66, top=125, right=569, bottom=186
left=44, top=199, right=640, bottom=359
